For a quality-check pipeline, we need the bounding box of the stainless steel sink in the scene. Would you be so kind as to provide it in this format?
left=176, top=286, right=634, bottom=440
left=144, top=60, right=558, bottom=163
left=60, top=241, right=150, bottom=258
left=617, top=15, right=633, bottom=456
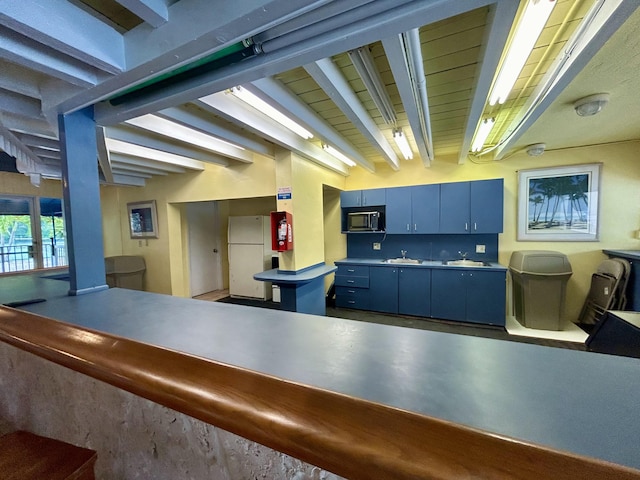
left=384, top=258, right=422, bottom=264
left=444, top=259, right=489, bottom=267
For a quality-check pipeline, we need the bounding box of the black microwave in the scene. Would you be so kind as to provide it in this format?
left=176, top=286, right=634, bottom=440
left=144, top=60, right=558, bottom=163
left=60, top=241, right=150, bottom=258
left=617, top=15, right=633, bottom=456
left=348, top=211, right=382, bottom=231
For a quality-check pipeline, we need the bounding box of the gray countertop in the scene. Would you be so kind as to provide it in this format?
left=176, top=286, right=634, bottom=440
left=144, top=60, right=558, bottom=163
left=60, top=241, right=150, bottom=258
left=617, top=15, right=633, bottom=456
left=335, top=257, right=507, bottom=271
left=2, top=272, right=639, bottom=470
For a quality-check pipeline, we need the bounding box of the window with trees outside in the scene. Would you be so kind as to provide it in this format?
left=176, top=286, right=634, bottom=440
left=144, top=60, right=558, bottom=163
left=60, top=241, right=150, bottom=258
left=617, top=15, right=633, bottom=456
left=0, top=195, right=68, bottom=273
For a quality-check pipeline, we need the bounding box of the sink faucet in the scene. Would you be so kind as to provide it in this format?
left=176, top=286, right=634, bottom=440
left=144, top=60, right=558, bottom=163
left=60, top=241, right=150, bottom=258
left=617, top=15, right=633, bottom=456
left=458, top=251, right=468, bottom=260
left=401, top=250, right=407, bottom=259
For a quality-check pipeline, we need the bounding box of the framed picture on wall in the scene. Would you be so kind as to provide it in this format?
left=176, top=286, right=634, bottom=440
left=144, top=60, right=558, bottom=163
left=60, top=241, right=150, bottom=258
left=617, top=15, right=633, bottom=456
left=127, top=200, right=158, bottom=239
left=517, top=163, right=601, bottom=241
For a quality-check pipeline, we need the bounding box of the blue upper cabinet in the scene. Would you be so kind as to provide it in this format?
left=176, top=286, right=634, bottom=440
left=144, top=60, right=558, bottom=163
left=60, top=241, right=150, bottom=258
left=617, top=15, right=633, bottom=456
left=439, top=179, right=503, bottom=234
left=340, top=188, right=386, bottom=208
left=386, top=185, right=439, bottom=234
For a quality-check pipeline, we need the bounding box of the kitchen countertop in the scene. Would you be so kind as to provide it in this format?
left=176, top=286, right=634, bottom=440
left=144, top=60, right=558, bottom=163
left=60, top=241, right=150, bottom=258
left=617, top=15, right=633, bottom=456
left=335, top=257, right=507, bottom=270
left=1, top=272, right=639, bottom=473
left=603, top=249, right=640, bottom=260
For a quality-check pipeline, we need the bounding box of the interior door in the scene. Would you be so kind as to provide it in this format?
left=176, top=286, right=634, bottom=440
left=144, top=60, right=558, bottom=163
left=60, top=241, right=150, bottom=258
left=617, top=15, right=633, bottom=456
left=187, top=201, right=221, bottom=297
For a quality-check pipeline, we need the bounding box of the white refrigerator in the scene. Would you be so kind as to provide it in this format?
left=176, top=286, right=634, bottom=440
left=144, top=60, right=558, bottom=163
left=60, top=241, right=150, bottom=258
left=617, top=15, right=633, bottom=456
left=228, top=216, right=273, bottom=300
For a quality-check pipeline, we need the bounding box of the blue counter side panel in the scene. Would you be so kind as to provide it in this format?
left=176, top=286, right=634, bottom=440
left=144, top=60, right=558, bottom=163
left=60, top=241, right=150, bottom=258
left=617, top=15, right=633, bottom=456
left=347, top=233, right=499, bottom=262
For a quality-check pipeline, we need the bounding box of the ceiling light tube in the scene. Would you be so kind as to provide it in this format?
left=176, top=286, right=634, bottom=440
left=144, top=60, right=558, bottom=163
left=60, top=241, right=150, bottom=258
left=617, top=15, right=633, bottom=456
left=393, top=128, right=413, bottom=160
left=322, top=144, right=356, bottom=167
left=349, top=47, right=397, bottom=124
left=471, top=118, right=495, bottom=152
left=489, top=0, right=556, bottom=106
left=229, top=86, right=314, bottom=139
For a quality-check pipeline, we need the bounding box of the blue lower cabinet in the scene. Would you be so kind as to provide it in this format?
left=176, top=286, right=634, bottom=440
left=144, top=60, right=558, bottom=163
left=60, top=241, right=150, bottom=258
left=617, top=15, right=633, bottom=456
left=431, top=269, right=506, bottom=325
left=335, top=286, right=370, bottom=310
left=399, top=268, right=431, bottom=317
left=370, top=266, right=398, bottom=314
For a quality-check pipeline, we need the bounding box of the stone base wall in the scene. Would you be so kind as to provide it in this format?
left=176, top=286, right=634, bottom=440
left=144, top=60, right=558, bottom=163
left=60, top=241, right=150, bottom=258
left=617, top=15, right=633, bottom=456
left=0, top=342, right=343, bottom=480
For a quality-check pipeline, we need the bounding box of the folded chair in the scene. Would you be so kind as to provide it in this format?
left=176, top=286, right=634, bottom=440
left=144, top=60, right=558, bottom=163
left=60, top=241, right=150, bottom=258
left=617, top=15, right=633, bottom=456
left=577, top=259, right=626, bottom=328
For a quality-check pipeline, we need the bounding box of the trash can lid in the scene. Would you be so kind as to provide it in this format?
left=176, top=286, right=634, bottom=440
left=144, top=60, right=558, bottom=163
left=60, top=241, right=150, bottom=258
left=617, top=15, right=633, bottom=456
left=508, top=250, right=572, bottom=275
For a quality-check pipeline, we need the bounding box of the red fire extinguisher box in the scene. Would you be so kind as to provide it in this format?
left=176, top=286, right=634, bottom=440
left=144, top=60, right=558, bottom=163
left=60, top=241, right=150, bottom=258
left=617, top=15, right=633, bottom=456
left=271, top=211, right=293, bottom=251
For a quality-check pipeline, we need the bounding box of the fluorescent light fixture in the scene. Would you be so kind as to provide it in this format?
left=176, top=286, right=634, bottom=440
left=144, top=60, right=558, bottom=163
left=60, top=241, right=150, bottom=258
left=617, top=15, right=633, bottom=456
left=322, top=143, right=356, bottom=167
left=489, top=0, right=556, bottom=106
left=526, top=143, right=546, bottom=156
left=471, top=118, right=495, bottom=152
left=348, top=47, right=397, bottom=124
left=229, top=86, right=314, bottom=139
left=126, top=114, right=245, bottom=152
left=393, top=128, right=413, bottom=160
left=104, top=138, right=205, bottom=170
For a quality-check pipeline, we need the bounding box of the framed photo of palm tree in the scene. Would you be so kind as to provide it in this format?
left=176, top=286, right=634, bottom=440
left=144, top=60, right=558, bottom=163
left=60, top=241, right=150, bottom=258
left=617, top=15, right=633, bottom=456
left=517, top=163, right=601, bottom=241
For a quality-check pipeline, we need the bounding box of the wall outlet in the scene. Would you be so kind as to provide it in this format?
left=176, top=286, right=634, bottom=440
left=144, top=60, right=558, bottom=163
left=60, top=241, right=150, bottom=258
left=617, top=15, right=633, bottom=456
left=475, top=244, right=486, bottom=254
left=373, top=242, right=381, bottom=250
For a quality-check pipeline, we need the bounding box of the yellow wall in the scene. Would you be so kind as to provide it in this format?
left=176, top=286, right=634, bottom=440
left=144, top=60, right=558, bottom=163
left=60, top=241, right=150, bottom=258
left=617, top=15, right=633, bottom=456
left=0, top=172, right=62, bottom=198
left=346, top=141, right=640, bottom=321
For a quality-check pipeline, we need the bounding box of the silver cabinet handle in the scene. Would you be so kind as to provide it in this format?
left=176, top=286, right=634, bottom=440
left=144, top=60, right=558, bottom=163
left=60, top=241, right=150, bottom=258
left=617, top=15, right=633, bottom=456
left=407, top=223, right=410, bottom=231
left=347, top=290, right=355, bottom=293
left=347, top=269, right=355, bottom=272
left=465, top=222, right=468, bottom=231
left=347, top=280, right=355, bottom=283
left=414, top=223, right=417, bottom=231
left=348, top=300, right=355, bottom=304
left=474, top=222, right=477, bottom=231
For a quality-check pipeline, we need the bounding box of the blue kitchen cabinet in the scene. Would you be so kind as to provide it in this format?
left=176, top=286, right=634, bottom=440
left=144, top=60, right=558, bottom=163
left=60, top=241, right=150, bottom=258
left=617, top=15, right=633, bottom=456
left=399, top=267, right=431, bottom=316
left=466, top=270, right=506, bottom=326
left=431, top=269, right=506, bottom=325
left=431, top=269, right=466, bottom=321
left=386, top=185, right=439, bottom=234
left=439, top=179, right=503, bottom=234
left=370, top=266, right=398, bottom=314
left=335, top=265, right=370, bottom=310
left=340, top=188, right=386, bottom=208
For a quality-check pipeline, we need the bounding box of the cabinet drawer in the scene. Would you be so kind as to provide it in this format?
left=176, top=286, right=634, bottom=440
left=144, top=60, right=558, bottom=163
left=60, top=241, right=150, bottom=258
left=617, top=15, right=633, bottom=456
left=335, top=286, right=371, bottom=309
left=335, top=275, right=369, bottom=288
left=336, top=265, right=370, bottom=277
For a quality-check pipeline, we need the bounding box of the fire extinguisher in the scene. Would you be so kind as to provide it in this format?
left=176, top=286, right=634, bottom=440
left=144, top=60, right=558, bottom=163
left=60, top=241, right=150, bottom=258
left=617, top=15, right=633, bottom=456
left=278, top=218, right=287, bottom=247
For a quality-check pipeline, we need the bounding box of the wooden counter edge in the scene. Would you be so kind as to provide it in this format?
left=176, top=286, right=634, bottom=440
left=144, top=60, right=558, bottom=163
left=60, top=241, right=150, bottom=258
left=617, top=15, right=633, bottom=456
left=0, top=306, right=638, bottom=480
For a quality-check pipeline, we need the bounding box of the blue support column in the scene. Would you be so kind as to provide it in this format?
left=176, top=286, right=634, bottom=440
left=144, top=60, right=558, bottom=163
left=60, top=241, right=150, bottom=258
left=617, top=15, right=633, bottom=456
left=58, top=107, right=108, bottom=296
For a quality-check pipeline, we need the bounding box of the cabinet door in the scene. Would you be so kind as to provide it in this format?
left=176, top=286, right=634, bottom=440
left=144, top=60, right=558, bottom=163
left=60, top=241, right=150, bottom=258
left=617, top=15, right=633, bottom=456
left=470, top=179, right=503, bottom=233
left=369, top=266, right=398, bottom=314
left=431, top=269, right=466, bottom=321
left=340, top=190, right=362, bottom=207
left=385, top=187, right=412, bottom=234
left=362, top=188, right=386, bottom=207
left=466, top=270, right=506, bottom=326
left=399, top=268, right=431, bottom=316
left=411, top=184, right=440, bottom=234
left=439, top=182, right=470, bottom=233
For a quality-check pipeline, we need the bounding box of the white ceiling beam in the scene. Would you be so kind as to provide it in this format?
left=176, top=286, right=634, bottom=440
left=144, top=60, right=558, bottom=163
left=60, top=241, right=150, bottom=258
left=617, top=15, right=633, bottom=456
left=105, top=139, right=206, bottom=171
left=111, top=168, right=152, bottom=179
left=197, top=92, right=349, bottom=175
left=105, top=125, right=229, bottom=166
left=15, top=133, right=59, bottom=150
left=112, top=164, right=167, bottom=176
left=0, top=112, right=56, bottom=138
left=249, top=76, right=375, bottom=172
left=0, top=0, right=125, bottom=74
left=382, top=33, right=431, bottom=166
left=31, top=147, right=60, bottom=160
left=115, top=0, right=169, bottom=28
left=305, top=57, right=400, bottom=171
left=125, top=114, right=253, bottom=163
left=0, top=62, right=42, bottom=98
left=0, top=28, right=106, bottom=88
left=0, top=91, right=41, bottom=118
left=157, top=105, right=274, bottom=158
left=109, top=174, right=146, bottom=186
left=96, top=126, right=114, bottom=184
left=109, top=152, right=187, bottom=174
left=86, top=0, right=492, bottom=124
left=494, top=0, right=638, bottom=159
left=458, top=0, right=519, bottom=163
